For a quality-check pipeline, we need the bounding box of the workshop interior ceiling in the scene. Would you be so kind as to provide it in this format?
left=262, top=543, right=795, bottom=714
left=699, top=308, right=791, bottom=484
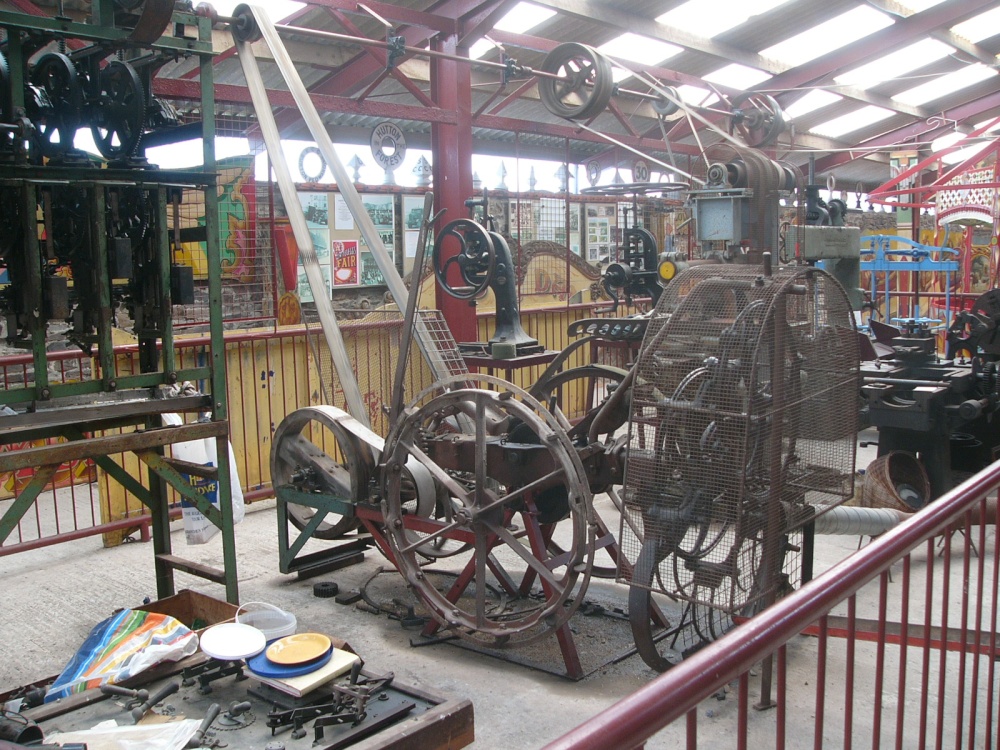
left=18, top=0, right=1000, bottom=187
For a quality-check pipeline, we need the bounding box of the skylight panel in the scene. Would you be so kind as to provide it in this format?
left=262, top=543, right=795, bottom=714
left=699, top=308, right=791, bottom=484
left=469, top=39, right=495, bottom=59
left=761, top=6, right=895, bottom=67
left=493, top=2, right=557, bottom=33
left=656, top=0, right=791, bottom=39
left=783, top=89, right=843, bottom=119
left=597, top=33, right=683, bottom=67
left=893, top=64, right=997, bottom=106
left=469, top=2, right=556, bottom=59
left=951, top=7, right=1000, bottom=43
left=598, top=33, right=683, bottom=83
left=810, top=105, right=894, bottom=138
left=703, top=63, right=772, bottom=89
left=833, top=39, right=954, bottom=89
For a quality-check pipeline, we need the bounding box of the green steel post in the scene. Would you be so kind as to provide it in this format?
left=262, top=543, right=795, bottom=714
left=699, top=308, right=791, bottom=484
left=157, top=189, right=176, bottom=377
left=200, top=18, right=238, bottom=604
left=92, top=188, right=117, bottom=390
left=148, top=444, right=175, bottom=599
left=7, top=31, right=24, bottom=111
left=91, top=0, right=114, bottom=27
left=22, top=183, right=47, bottom=397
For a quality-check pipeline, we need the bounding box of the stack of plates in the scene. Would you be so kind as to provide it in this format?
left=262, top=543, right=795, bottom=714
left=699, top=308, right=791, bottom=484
left=199, top=623, right=268, bottom=661
left=246, top=633, right=334, bottom=678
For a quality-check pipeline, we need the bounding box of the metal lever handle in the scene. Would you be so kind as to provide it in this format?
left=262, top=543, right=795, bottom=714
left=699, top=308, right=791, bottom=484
left=131, top=681, right=180, bottom=723
left=100, top=684, right=149, bottom=702
left=186, top=703, right=221, bottom=748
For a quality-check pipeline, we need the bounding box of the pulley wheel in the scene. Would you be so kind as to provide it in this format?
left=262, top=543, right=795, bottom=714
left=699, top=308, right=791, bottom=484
left=125, top=0, right=176, bottom=44
left=31, top=52, right=83, bottom=157
left=91, top=60, right=145, bottom=160
left=270, top=406, right=374, bottom=540
left=539, top=42, right=614, bottom=121
left=432, top=218, right=496, bottom=300
left=232, top=3, right=263, bottom=43
left=381, top=375, right=595, bottom=646
left=652, top=86, right=680, bottom=117
left=729, top=92, right=786, bottom=148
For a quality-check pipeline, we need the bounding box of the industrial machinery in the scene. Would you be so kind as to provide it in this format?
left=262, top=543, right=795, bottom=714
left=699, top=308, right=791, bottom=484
left=580, top=182, right=690, bottom=314
left=228, top=4, right=859, bottom=675
left=0, top=1, right=238, bottom=600
left=433, top=189, right=542, bottom=357
left=864, top=308, right=1000, bottom=499
left=947, top=288, right=1000, bottom=363
left=622, top=264, right=860, bottom=669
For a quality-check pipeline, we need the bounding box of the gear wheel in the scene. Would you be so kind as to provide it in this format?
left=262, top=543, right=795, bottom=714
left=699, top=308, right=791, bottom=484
left=313, top=581, right=340, bottom=598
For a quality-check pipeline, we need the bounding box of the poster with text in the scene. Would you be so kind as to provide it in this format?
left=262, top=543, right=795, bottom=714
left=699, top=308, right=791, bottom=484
left=332, top=239, right=359, bottom=286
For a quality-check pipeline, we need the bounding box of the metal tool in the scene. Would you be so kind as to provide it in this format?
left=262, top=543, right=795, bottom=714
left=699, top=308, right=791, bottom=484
left=131, top=680, right=180, bottom=723
left=99, top=683, right=149, bottom=710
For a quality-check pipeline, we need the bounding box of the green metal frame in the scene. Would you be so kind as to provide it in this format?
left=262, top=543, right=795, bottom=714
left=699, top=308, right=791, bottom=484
left=274, top=484, right=361, bottom=575
left=0, top=8, right=238, bottom=603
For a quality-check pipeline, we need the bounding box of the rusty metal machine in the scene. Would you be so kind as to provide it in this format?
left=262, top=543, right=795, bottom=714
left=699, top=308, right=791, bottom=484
left=622, top=264, right=859, bottom=669
left=0, top=0, right=238, bottom=600
left=230, top=3, right=862, bottom=677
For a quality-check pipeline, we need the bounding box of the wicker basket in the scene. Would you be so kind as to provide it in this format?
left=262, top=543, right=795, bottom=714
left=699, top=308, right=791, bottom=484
left=235, top=601, right=297, bottom=641
left=861, top=452, right=930, bottom=512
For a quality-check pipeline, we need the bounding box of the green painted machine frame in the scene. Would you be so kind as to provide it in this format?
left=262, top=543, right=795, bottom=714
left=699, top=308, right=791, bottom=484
left=0, top=1, right=238, bottom=603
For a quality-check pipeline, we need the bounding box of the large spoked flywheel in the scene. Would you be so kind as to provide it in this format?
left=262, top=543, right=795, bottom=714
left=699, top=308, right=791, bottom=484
left=91, top=60, right=145, bottom=160
left=381, top=375, right=595, bottom=647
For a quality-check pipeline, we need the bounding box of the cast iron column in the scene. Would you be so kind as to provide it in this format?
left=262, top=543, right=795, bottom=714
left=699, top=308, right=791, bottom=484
left=430, top=32, right=477, bottom=344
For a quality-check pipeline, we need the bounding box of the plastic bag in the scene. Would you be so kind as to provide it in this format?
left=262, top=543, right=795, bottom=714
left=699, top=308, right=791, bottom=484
left=48, top=718, right=202, bottom=750
left=162, top=413, right=245, bottom=545
left=45, top=610, right=198, bottom=701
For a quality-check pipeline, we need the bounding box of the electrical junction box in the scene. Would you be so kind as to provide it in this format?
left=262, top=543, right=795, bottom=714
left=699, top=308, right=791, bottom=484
left=791, top=225, right=862, bottom=260
left=785, top=225, right=864, bottom=310
left=694, top=195, right=748, bottom=242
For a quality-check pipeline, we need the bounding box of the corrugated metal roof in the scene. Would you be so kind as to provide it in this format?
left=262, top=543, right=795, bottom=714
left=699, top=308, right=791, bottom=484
left=17, top=0, right=1000, bottom=187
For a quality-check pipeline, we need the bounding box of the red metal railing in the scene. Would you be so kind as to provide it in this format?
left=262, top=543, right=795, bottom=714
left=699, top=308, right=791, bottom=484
left=545, top=462, right=1000, bottom=750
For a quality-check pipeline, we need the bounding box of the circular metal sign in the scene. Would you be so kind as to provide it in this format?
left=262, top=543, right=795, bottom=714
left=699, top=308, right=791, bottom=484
left=298, top=146, right=326, bottom=182
left=370, top=122, right=407, bottom=171
left=632, top=159, right=650, bottom=183
left=586, top=160, right=601, bottom=186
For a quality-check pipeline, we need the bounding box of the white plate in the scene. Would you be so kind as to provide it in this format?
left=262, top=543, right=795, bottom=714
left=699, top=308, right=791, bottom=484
left=199, top=622, right=267, bottom=661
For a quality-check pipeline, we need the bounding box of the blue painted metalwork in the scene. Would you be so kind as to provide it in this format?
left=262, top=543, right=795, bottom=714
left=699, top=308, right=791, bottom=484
left=860, top=234, right=960, bottom=327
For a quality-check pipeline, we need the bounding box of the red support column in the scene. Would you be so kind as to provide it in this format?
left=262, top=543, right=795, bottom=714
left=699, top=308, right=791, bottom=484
left=430, top=33, right=477, bottom=344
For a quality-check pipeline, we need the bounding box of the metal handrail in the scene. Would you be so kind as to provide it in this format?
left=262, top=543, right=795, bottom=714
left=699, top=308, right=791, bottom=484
left=544, top=461, right=1000, bottom=750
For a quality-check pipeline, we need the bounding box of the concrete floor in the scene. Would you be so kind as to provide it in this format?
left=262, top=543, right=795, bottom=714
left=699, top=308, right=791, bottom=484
left=0, top=458, right=992, bottom=748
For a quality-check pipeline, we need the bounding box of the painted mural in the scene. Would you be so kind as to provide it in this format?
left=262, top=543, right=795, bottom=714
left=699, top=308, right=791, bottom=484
left=174, top=155, right=257, bottom=282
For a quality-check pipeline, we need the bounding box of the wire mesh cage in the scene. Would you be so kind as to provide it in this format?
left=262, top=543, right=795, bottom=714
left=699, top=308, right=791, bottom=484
left=621, top=264, right=859, bottom=632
